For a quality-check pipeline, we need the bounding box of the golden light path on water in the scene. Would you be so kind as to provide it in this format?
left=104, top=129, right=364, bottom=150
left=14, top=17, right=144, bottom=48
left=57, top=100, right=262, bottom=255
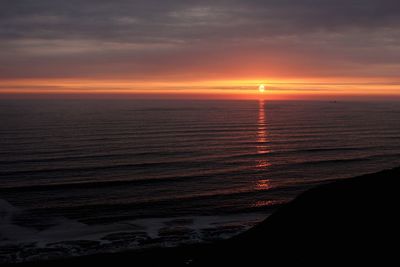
left=253, top=99, right=279, bottom=208
left=255, top=99, right=272, bottom=189
left=257, top=100, right=270, bottom=164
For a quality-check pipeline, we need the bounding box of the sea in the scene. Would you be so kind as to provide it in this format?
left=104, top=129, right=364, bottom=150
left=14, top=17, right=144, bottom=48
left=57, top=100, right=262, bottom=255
left=1, top=99, right=400, bottom=263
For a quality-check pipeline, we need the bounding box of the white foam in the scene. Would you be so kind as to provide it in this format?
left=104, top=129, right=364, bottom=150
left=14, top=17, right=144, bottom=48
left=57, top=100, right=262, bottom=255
left=0, top=199, right=268, bottom=263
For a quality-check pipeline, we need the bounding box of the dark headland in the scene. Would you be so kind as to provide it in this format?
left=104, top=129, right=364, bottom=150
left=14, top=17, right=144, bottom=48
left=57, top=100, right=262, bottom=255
left=7, top=167, right=399, bottom=266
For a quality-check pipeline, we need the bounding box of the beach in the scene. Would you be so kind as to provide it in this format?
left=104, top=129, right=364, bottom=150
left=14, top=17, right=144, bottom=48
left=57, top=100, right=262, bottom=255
left=6, top=166, right=398, bottom=266
left=2, top=1, right=400, bottom=265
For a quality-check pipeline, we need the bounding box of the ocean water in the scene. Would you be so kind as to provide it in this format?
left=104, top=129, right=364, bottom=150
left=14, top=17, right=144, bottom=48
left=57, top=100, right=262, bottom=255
left=1, top=99, right=400, bottom=263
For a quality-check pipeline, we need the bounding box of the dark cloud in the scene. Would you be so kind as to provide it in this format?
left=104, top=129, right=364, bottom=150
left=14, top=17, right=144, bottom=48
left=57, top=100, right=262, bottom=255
left=1, top=0, right=400, bottom=80
left=2, top=0, right=400, bottom=41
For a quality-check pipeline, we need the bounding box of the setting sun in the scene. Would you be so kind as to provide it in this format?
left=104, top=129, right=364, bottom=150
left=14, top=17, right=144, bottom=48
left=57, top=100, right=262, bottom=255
left=0, top=1, right=398, bottom=265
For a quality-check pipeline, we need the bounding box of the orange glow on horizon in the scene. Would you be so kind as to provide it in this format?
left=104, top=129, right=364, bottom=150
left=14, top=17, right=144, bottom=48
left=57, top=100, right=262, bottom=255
left=1, top=77, right=400, bottom=100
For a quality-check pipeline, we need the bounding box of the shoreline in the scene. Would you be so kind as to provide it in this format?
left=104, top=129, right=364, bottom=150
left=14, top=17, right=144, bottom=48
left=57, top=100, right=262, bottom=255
left=5, top=166, right=399, bottom=266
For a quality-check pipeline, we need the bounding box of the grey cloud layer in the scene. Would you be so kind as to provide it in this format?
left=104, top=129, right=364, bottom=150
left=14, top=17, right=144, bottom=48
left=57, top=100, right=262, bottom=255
left=2, top=0, right=400, bottom=40
left=1, top=0, right=400, bottom=79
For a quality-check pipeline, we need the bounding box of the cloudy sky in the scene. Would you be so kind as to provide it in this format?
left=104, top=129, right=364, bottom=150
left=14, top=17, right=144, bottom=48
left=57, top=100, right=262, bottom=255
left=1, top=0, right=400, bottom=98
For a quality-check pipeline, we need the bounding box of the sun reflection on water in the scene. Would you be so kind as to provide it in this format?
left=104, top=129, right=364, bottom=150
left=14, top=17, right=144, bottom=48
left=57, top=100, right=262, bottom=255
left=256, top=179, right=271, bottom=190
left=252, top=200, right=286, bottom=208
left=254, top=100, right=273, bottom=196
left=256, top=100, right=271, bottom=167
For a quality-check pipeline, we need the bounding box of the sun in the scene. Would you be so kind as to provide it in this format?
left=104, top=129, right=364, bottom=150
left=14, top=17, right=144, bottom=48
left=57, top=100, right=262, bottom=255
left=258, top=84, right=265, bottom=93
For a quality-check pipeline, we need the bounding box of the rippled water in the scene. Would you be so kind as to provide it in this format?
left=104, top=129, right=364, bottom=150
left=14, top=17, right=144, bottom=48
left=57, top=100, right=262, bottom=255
left=1, top=99, right=400, bottom=263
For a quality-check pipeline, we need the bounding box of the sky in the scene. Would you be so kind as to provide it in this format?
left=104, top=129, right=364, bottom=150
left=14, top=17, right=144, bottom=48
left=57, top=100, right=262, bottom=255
left=1, top=0, right=400, bottom=99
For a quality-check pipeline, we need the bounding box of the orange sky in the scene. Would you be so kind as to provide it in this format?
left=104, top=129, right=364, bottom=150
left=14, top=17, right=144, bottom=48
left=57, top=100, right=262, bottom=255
left=1, top=77, right=400, bottom=100
left=1, top=1, right=400, bottom=100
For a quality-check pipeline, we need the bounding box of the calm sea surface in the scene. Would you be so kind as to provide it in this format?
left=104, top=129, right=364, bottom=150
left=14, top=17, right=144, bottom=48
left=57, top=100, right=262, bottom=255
left=1, top=99, right=400, bottom=262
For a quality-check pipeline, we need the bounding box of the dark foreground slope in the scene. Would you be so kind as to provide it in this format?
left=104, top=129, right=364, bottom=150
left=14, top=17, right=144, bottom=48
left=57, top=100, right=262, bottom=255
left=218, top=166, right=399, bottom=265
left=9, top=167, right=399, bottom=266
